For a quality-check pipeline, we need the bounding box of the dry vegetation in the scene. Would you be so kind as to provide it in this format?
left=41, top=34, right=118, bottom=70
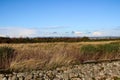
left=0, top=40, right=120, bottom=71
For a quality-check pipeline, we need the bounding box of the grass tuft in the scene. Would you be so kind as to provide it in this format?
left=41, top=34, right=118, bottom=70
left=0, top=46, right=15, bottom=69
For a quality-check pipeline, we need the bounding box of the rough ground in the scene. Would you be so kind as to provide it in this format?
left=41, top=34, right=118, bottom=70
left=0, top=60, right=120, bottom=80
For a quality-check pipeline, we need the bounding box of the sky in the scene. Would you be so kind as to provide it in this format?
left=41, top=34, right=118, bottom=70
left=0, top=0, right=120, bottom=37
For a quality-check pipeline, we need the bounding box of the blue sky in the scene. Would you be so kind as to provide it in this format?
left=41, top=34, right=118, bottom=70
left=0, top=0, right=120, bottom=37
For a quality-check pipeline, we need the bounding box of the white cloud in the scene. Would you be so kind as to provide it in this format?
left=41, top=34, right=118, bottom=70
left=18, top=28, right=36, bottom=37
left=0, top=26, right=119, bottom=37
left=92, top=31, right=102, bottom=36
left=74, top=31, right=83, bottom=35
left=0, top=27, right=37, bottom=37
left=0, top=34, right=6, bottom=37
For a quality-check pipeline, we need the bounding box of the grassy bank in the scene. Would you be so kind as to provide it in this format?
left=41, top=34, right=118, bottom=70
left=0, top=41, right=119, bottom=71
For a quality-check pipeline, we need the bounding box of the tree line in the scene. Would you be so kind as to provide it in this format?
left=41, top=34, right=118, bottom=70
left=0, top=37, right=120, bottom=43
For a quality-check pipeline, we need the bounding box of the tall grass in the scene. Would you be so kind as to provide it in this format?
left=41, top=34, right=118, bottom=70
left=10, top=43, right=79, bottom=71
left=0, top=41, right=119, bottom=71
left=0, top=47, right=15, bottom=69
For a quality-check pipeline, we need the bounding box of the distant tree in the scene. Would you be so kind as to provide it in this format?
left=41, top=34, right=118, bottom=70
left=81, top=37, right=90, bottom=41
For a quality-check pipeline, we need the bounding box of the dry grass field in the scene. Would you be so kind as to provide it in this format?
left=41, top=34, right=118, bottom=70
left=0, top=40, right=120, bottom=71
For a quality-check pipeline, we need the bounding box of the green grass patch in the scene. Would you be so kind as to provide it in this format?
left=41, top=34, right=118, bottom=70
left=80, top=42, right=120, bottom=60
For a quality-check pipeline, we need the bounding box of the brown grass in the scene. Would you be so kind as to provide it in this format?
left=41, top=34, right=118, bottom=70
left=0, top=40, right=119, bottom=71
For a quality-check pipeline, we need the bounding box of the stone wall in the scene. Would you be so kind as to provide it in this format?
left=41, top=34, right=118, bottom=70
left=0, top=60, right=120, bottom=80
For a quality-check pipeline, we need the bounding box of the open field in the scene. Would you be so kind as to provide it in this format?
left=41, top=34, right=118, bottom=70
left=0, top=40, right=120, bottom=71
